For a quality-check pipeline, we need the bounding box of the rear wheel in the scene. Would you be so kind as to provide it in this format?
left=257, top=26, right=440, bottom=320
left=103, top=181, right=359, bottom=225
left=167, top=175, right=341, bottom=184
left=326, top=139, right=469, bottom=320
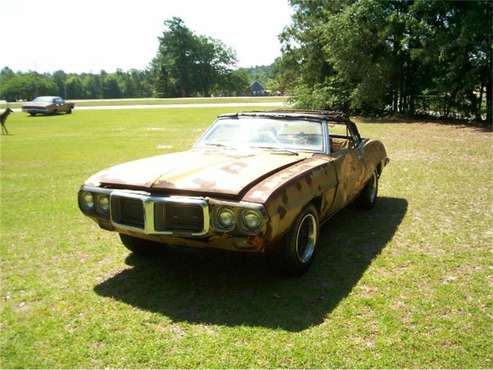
left=357, top=170, right=379, bottom=209
left=29, top=112, right=36, bottom=116
left=119, top=234, right=161, bottom=255
left=277, top=204, right=319, bottom=276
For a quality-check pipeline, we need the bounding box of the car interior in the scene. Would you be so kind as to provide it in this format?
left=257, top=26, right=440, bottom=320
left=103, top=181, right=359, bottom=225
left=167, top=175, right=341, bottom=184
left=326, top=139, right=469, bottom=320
left=328, top=123, right=356, bottom=153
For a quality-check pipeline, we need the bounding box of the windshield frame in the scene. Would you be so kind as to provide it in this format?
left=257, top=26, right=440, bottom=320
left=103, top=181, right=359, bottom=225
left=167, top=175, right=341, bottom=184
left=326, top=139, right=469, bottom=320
left=194, top=116, right=329, bottom=154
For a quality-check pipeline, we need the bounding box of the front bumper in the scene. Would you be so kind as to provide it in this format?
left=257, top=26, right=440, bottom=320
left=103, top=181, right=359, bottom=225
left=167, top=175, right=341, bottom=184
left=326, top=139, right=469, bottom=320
left=78, top=186, right=270, bottom=253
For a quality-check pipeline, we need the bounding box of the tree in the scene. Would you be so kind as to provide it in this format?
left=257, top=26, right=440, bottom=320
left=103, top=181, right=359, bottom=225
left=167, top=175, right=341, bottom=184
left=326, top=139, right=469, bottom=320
left=280, top=0, right=492, bottom=124
left=150, top=17, right=238, bottom=97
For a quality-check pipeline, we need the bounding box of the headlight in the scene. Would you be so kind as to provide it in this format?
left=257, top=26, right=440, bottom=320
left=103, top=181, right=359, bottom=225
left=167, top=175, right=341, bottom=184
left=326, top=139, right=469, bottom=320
left=217, top=207, right=235, bottom=229
left=80, top=191, right=94, bottom=211
left=242, top=209, right=262, bottom=230
left=96, top=194, right=109, bottom=213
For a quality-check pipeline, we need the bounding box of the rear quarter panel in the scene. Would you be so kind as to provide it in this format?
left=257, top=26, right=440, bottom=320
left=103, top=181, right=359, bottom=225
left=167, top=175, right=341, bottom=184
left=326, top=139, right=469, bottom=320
left=362, top=139, right=389, bottom=178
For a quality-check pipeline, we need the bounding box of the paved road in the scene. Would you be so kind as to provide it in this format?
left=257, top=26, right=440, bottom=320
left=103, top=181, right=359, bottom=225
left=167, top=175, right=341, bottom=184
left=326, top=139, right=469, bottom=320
left=12, top=101, right=287, bottom=113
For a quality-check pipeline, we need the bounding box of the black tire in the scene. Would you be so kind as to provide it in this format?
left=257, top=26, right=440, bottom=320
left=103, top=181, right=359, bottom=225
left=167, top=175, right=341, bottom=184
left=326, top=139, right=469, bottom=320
left=29, top=112, right=36, bottom=116
left=52, top=109, right=58, bottom=115
left=66, top=107, right=72, bottom=114
left=357, top=169, right=379, bottom=209
left=277, top=204, right=319, bottom=276
left=119, top=233, right=161, bottom=255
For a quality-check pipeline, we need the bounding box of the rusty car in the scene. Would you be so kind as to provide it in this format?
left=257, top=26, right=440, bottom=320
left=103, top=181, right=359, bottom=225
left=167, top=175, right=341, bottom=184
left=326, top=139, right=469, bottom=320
left=22, top=96, right=74, bottom=116
left=78, top=110, right=389, bottom=275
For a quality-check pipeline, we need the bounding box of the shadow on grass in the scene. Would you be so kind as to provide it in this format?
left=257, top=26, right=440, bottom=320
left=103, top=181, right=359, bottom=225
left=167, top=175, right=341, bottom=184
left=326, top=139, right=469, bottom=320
left=94, top=196, right=407, bottom=331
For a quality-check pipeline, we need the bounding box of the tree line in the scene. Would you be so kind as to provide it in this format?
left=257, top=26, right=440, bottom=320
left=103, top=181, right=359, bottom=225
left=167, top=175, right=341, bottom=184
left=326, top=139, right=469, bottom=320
left=0, top=67, right=154, bottom=101
left=278, top=0, right=492, bottom=124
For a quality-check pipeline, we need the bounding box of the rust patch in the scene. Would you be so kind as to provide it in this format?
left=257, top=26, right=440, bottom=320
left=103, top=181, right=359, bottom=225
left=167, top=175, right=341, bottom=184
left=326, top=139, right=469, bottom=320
left=192, top=178, right=217, bottom=189
left=265, top=223, right=273, bottom=239
left=247, top=235, right=265, bottom=250
left=277, top=206, right=287, bottom=220
left=221, top=161, right=248, bottom=174
left=282, top=192, right=288, bottom=205
left=153, top=180, right=176, bottom=188
left=305, top=174, right=313, bottom=186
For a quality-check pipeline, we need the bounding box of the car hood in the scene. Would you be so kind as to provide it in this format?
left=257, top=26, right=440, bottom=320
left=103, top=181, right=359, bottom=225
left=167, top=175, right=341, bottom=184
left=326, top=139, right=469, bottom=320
left=85, top=149, right=308, bottom=198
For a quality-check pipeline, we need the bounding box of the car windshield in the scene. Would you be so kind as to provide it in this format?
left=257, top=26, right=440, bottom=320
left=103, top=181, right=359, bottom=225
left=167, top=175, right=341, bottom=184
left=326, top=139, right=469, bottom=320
left=33, top=97, right=55, bottom=103
left=198, top=117, right=324, bottom=152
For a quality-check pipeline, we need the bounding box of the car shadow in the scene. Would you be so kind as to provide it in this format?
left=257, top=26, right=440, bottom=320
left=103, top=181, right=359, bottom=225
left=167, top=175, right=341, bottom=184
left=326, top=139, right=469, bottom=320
left=94, top=196, right=407, bottom=332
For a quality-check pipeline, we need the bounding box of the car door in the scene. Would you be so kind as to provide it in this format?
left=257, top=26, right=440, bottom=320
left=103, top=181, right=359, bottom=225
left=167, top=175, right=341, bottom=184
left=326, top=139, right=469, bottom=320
left=328, top=122, right=367, bottom=209
left=55, top=98, right=65, bottom=112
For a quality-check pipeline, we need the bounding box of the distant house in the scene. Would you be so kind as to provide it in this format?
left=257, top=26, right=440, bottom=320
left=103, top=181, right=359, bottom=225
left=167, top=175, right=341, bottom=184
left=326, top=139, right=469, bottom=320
left=248, top=80, right=266, bottom=96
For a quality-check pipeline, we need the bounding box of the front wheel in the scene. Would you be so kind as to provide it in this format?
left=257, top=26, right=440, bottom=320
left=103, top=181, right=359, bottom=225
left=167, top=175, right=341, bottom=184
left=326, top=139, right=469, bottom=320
left=277, top=204, right=319, bottom=276
left=66, top=107, right=72, bottom=114
left=119, top=234, right=161, bottom=255
left=357, top=170, right=379, bottom=209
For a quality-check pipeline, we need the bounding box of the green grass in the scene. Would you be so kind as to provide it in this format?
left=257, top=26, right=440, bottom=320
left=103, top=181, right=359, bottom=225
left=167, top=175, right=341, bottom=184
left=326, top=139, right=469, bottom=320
left=2, top=96, right=287, bottom=109
left=1, top=109, right=492, bottom=368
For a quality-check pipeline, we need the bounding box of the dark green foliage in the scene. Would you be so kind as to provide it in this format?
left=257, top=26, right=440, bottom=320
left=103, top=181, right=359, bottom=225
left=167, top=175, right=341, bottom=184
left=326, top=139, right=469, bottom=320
left=238, top=64, right=274, bottom=87
left=0, top=68, right=58, bottom=101
left=281, top=0, right=492, bottom=124
left=0, top=67, right=153, bottom=101
left=150, top=17, right=239, bottom=97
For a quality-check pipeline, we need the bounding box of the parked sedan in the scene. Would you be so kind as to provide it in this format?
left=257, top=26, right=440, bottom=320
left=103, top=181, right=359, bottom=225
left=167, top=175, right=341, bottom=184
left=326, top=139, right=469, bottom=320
left=78, top=110, right=389, bottom=275
left=22, top=96, right=74, bottom=116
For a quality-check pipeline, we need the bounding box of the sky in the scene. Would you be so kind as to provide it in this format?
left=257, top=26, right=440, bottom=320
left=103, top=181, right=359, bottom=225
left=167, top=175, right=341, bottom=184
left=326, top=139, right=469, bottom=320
left=0, top=0, right=293, bottom=74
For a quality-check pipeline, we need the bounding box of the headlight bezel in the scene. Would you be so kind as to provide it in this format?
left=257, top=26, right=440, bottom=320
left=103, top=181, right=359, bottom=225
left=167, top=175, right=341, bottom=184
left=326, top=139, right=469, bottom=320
left=211, top=200, right=267, bottom=235
left=241, top=209, right=263, bottom=232
left=78, top=187, right=112, bottom=219
left=79, top=191, right=95, bottom=212
left=215, top=206, right=236, bottom=231
left=95, top=194, right=110, bottom=214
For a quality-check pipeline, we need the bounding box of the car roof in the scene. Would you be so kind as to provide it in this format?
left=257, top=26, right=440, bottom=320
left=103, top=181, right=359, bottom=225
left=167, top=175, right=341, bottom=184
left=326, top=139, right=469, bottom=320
left=218, top=110, right=350, bottom=123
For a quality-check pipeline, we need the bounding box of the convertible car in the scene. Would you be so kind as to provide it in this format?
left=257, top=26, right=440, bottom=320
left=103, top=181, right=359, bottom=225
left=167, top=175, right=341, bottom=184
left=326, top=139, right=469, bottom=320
left=78, top=110, right=389, bottom=275
left=22, top=96, right=74, bottom=116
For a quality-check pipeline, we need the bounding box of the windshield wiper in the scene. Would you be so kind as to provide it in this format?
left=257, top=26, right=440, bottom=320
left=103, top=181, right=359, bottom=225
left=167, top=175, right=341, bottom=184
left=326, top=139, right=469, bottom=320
left=253, top=146, right=299, bottom=156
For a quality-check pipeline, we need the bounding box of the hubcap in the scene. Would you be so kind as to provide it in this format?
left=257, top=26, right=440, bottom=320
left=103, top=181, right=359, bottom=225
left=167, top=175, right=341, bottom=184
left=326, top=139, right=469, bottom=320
left=295, top=213, right=317, bottom=263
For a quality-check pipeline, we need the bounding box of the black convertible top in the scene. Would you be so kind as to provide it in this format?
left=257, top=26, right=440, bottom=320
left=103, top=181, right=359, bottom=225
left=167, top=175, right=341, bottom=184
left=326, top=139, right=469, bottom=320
left=218, top=110, right=350, bottom=123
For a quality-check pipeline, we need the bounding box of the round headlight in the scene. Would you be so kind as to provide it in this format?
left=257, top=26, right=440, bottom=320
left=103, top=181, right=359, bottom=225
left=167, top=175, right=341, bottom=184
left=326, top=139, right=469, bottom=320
left=217, top=207, right=235, bottom=229
left=243, top=209, right=262, bottom=230
left=96, top=194, right=109, bottom=213
left=80, top=191, right=94, bottom=210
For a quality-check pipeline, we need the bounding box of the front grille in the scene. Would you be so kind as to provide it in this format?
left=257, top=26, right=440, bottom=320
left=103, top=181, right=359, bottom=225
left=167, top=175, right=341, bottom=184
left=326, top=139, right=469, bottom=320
left=154, top=203, right=204, bottom=233
left=111, top=195, right=145, bottom=229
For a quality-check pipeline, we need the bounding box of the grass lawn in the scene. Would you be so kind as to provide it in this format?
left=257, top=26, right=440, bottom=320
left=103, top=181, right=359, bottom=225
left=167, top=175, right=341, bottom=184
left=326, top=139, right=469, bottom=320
left=2, top=96, right=288, bottom=109
left=1, top=108, right=491, bottom=368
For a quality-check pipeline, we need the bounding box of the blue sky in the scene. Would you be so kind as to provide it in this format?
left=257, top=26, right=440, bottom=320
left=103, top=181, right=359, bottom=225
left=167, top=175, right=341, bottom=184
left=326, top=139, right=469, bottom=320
left=1, top=0, right=293, bottom=73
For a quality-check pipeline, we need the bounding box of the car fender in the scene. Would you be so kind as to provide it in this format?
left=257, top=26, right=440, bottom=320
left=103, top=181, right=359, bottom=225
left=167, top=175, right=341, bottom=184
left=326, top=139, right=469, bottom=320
left=242, top=155, right=338, bottom=247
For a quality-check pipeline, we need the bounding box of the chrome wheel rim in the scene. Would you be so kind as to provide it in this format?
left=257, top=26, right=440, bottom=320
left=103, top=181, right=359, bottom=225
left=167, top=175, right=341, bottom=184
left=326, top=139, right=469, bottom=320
left=295, top=213, right=317, bottom=263
left=369, top=172, right=377, bottom=203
